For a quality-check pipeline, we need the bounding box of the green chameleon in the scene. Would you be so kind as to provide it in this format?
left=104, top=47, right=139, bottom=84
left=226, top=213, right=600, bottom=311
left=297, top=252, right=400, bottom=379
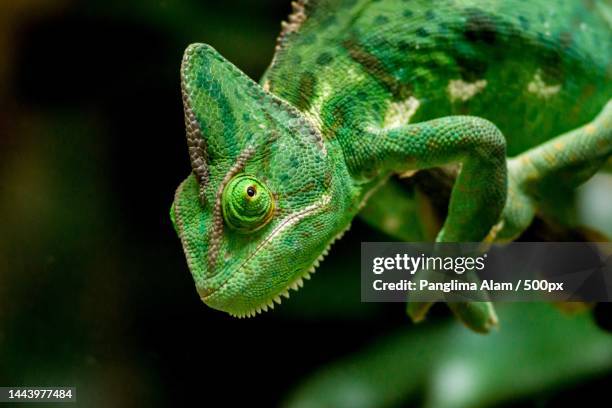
left=171, top=0, right=612, bottom=332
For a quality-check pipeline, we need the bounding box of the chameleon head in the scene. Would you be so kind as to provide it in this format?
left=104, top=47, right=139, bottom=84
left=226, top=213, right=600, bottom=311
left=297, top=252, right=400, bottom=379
left=171, top=44, right=356, bottom=317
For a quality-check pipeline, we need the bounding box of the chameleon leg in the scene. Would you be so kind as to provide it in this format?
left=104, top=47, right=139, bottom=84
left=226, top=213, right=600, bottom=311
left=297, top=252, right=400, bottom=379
left=374, top=116, right=507, bottom=241
left=359, top=177, right=498, bottom=331
left=371, top=116, right=507, bottom=332
left=495, top=100, right=612, bottom=242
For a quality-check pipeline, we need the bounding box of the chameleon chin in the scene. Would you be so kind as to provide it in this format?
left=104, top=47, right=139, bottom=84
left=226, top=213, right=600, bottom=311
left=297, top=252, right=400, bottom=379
left=171, top=0, right=612, bottom=332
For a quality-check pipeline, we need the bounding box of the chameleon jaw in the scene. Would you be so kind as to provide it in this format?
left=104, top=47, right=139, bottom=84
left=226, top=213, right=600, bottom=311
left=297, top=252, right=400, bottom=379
left=227, top=225, right=351, bottom=318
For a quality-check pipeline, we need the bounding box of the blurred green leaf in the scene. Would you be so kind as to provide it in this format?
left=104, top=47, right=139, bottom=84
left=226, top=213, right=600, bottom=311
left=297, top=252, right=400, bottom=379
left=284, top=304, right=612, bottom=408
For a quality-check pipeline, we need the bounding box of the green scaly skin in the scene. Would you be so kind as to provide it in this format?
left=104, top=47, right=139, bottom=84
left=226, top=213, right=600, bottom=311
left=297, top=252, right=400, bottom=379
left=171, top=0, right=612, bottom=332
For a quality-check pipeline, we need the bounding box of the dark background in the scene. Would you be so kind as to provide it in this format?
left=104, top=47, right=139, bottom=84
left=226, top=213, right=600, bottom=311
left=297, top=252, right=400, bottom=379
left=1, top=1, right=611, bottom=406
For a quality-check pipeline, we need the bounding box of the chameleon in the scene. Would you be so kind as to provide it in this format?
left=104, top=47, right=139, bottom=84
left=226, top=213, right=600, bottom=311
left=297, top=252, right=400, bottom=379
left=170, top=0, right=612, bottom=332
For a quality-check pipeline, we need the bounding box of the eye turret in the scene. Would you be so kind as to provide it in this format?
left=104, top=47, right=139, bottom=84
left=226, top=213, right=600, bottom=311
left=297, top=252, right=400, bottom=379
left=222, top=174, right=275, bottom=233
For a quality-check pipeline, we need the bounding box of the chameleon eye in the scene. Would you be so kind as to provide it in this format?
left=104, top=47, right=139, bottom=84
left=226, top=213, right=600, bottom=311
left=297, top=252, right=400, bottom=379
left=222, top=174, right=274, bottom=233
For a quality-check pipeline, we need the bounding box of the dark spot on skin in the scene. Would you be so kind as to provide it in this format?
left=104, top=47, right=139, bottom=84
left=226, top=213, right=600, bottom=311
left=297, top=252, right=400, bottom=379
left=312, top=219, right=326, bottom=232
left=260, top=126, right=280, bottom=173
left=296, top=72, right=317, bottom=111
left=324, top=169, right=333, bottom=188
left=398, top=40, right=410, bottom=51
left=424, top=57, right=442, bottom=70
left=425, top=10, right=436, bottom=20
left=455, top=55, right=488, bottom=81
left=322, top=98, right=348, bottom=139
left=438, top=21, right=449, bottom=34
left=464, top=8, right=497, bottom=44
left=403, top=10, right=413, bottom=18
left=316, top=52, right=333, bottom=66
left=342, top=37, right=404, bottom=97
left=518, top=15, right=530, bottom=30
left=356, top=90, right=368, bottom=99
left=374, top=35, right=393, bottom=51
left=375, top=15, right=390, bottom=25
left=416, top=27, right=429, bottom=37
left=289, top=156, right=300, bottom=168
left=286, top=180, right=317, bottom=196
left=329, top=108, right=346, bottom=137
left=540, top=48, right=565, bottom=82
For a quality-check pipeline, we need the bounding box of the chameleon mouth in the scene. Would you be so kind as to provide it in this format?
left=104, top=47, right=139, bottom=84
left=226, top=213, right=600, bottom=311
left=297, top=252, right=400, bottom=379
left=227, top=224, right=350, bottom=318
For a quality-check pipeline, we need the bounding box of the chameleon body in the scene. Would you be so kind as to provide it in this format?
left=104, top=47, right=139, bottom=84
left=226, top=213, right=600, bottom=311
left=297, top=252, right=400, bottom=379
left=171, top=0, right=612, bottom=331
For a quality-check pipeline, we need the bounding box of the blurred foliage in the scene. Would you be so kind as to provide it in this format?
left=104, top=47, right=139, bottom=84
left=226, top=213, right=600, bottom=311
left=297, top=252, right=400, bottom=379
left=0, top=1, right=610, bottom=407
left=285, top=304, right=612, bottom=408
